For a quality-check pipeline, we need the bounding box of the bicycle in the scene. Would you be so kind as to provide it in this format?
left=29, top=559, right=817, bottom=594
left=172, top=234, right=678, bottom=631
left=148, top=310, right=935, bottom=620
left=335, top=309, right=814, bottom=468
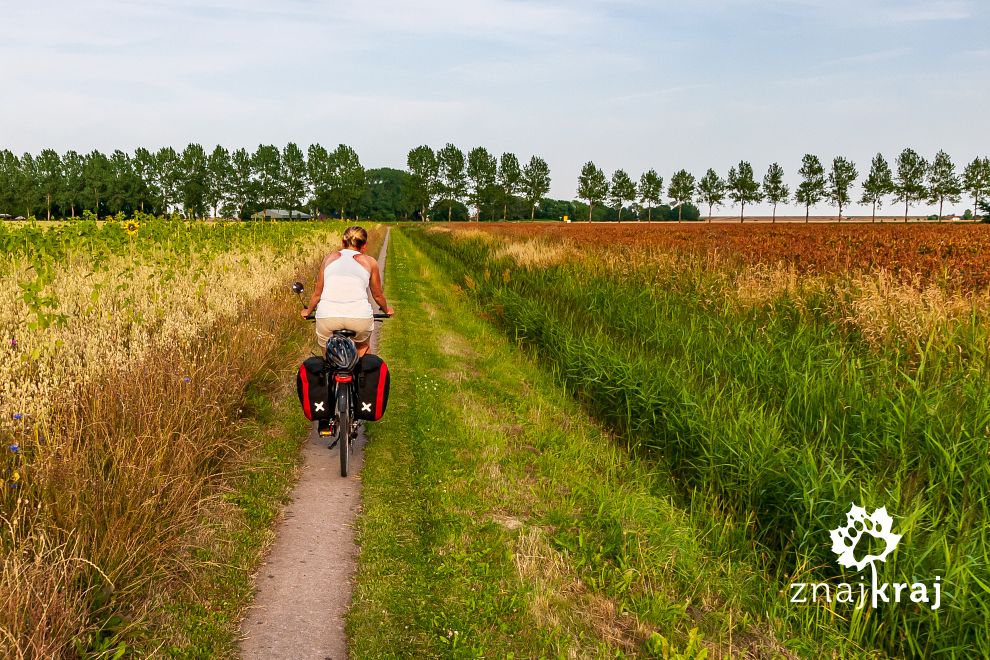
left=293, top=281, right=390, bottom=477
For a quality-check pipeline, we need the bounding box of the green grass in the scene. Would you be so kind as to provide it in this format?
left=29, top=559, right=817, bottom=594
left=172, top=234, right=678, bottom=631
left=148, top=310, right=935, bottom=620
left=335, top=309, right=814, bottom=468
left=404, top=227, right=990, bottom=658
left=349, top=229, right=844, bottom=657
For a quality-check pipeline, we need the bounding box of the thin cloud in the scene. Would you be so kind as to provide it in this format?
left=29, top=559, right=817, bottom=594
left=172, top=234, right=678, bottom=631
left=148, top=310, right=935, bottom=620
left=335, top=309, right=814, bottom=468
left=159, top=0, right=603, bottom=38
left=613, top=84, right=714, bottom=103
left=813, top=48, right=912, bottom=70
left=1, top=0, right=604, bottom=51
left=768, top=0, right=974, bottom=23
left=885, top=0, right=972, bottom=22
left=959, top=49, right=990, bottom=58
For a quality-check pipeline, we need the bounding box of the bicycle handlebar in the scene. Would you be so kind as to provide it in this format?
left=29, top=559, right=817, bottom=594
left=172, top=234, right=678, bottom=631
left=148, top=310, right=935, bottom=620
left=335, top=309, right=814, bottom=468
left=303, top=313, right=391, bottom=321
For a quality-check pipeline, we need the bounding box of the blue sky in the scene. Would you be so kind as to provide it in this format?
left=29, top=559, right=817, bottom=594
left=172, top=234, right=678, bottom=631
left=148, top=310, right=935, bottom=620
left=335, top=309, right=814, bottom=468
left=1, top=0, right=987, bottom=214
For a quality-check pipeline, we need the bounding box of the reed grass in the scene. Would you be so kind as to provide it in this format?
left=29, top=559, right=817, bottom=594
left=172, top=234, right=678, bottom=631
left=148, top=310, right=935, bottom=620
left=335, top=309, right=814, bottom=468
left=410, top=226, right=990, bottom=658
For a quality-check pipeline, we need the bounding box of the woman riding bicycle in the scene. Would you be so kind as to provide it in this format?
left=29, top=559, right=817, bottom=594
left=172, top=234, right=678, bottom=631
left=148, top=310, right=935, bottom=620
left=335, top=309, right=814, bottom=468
left=300, top=226, right=393, bottom=357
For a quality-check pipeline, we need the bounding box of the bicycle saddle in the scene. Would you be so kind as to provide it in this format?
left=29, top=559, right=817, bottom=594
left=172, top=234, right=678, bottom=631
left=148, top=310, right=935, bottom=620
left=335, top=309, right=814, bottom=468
left=333, top=329, right=357, bottom=338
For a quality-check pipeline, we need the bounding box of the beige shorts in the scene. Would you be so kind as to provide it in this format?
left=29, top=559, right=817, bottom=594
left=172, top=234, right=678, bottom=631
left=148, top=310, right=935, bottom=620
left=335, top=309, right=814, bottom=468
left=316, top=316, right=374, bottom=348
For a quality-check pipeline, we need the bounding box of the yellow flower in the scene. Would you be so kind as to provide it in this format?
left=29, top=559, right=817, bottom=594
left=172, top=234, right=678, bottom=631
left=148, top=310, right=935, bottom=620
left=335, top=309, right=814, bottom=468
left=124, top=220, right=140, bottom=236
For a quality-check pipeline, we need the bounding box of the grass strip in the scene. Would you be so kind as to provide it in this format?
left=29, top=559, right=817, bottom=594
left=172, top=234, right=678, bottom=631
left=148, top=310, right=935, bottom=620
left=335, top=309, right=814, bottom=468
left=348, top=228, right=838, bottom=658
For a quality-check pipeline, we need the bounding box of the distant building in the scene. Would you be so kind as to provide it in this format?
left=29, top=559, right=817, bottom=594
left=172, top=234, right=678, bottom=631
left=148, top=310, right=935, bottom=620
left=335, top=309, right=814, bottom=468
left=250, top=209, right=311, bottom=220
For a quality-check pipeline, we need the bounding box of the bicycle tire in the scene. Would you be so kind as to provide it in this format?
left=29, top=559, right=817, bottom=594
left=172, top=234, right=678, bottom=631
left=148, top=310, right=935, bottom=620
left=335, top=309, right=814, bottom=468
left=338, top=388, right=351, bottom=477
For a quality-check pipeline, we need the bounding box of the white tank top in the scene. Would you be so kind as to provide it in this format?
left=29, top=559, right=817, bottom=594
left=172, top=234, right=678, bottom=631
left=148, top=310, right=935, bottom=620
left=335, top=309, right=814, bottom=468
left=315, top=250, right=374, bottom=318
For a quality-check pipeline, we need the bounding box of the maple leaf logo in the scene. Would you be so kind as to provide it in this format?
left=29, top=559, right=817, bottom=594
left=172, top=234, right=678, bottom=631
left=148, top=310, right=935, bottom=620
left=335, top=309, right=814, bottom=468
left=829, top=503, right=902, bottom=572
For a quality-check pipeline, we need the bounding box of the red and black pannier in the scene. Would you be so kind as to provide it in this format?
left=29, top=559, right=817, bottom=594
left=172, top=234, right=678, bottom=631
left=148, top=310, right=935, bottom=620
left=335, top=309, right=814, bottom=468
left=296, top=356, right=332, bottom=421
left=355, top=354, right=390, bottom=421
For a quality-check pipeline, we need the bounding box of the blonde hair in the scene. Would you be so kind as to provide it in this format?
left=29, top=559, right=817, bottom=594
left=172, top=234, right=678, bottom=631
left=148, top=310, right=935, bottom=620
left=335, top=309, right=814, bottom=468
left=342, top=226, right=368, bottom=250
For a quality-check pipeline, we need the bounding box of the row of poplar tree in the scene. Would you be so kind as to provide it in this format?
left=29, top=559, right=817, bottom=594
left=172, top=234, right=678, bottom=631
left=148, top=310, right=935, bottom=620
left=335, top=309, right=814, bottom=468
left=2, top=143, right=988, bottom=222
left=0, top=144, right=377, bottom=221
left=404, top=144, right=551, bottom=221
left=0, top=142, right=552, bottom=221
left=576, top=149, right=990, bottom=222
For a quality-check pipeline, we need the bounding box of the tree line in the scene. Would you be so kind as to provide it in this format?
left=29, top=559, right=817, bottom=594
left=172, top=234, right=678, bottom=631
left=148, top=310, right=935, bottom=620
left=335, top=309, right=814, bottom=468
left=2, top=143, right=987, bottom=222
left=403, top=144, right=551, bottom=221
left=402, top=144, right=691, bottom=222
left=0, top=143, right=373, bottom=221
left=575, top=149, right=990, bottom=223
left=0, top=143, right=557, bottom=222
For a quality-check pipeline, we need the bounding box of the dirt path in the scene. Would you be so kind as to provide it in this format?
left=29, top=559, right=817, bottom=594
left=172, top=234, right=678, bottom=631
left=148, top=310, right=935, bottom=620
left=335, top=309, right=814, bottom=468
left=239, top=229, right=390, bottom=660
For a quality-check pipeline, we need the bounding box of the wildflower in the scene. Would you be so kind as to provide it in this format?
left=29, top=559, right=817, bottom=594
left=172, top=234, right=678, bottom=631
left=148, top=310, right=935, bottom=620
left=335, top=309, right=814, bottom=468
left=8, top=444, right=18, bottom=453
left=183, top=376, right=191, bottom=383
left=9, top=337, right=16, bottom=350
left=12, top=413, right=22, bottom=421
left=11, top=470, right=19, bottom=483
left=124, top=220, right=140, bottom=236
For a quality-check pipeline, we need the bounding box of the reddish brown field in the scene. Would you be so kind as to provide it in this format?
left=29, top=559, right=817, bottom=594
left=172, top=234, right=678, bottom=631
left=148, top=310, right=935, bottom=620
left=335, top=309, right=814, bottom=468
left=455, top=222, right=990, bottom=290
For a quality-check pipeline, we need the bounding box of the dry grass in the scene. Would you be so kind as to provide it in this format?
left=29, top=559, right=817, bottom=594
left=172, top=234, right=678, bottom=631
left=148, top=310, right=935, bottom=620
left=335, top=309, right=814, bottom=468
left=0, top=222, right=360, bottom=655
left=438, top=333, right=477, bottom=359
left=0, top=295, right=301, bottom=657
left=446, top=227, right=501, bottom=244
left=514, top=526, right=650, bottom=658
left=495, top=239, right=576, bottom=269
left=839, top=269, right=986, bottom=345
left=726, top=262, right=989, bottom=346
left=0, top=534, right=92, bottom=660
left=732, top=263, right=807, bottom=306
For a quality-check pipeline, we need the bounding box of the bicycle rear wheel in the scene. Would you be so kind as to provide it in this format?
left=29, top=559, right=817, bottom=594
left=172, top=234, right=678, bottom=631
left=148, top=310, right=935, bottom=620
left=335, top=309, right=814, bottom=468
left=338, top=393, right=351, bottom=477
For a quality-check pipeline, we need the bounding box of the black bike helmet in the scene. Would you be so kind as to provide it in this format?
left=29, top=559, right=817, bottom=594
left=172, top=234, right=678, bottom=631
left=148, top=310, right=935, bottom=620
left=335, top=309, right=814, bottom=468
left=325, top=334, right=360, bottom=370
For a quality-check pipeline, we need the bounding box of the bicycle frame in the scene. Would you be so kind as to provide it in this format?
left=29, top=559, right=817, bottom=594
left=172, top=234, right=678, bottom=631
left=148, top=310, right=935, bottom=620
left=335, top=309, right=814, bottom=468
left=324, top=332, right=360, bottom=476
left=328, top=366, right=358, bottom=432
left=327, top=365, right=356, bottom=420
left=319, top=316, right=387, bottom=475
